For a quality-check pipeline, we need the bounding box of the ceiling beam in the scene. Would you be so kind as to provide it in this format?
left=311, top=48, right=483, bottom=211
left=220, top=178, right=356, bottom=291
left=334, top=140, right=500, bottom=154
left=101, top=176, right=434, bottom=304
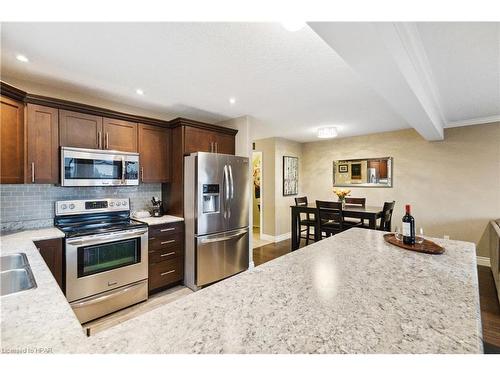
left=309, top=22, right=445, bottom=141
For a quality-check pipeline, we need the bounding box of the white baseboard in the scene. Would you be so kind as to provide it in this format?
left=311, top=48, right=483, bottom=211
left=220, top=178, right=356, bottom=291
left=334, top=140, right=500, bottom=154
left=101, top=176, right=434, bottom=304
left=260, top=232, right=291, bottom=243
left=477, top=256, right=491, bottom=267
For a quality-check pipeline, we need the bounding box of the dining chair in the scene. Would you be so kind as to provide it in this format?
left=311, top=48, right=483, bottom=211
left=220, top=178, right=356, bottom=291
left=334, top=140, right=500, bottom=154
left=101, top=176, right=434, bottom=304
left=316, top=200, right=345, bottom=238
left=344, top=197, right=366, bottom=227
left=379, top=201, right=396, bottom=231
left=295, top=196, right=315, bottom=245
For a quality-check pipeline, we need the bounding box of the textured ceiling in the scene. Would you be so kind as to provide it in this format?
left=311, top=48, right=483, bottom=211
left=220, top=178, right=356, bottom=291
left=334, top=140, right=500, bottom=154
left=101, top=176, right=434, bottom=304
left=0, top=22, right=409, bottom=142
left=1, top=22, right=498, bottom=142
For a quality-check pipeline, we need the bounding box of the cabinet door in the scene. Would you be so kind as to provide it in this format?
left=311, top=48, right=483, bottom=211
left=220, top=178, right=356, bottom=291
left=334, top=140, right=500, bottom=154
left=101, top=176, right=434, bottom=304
left=102, top=118, right=138, bottom=152
left=214, top=132, right=235, bottom=155
left=138, top=124, right=170, bottom=183
left=34, top=238, right=63, bottom=290
left=184, top=126, right=214, bottom=155
left=0, top=96, right=24, bottom=184
left=59, top=110, right=102, bottom=149
left=26, top=104, right=59, bottom=184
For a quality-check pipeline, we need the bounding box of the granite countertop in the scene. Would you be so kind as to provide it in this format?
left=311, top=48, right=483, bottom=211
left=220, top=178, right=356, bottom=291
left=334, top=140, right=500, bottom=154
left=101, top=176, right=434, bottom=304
left=0, top=227, right=482, bottom=354
left=0, top=227, right=87, bottom=354
left=134, top=215, right=184, bottom=226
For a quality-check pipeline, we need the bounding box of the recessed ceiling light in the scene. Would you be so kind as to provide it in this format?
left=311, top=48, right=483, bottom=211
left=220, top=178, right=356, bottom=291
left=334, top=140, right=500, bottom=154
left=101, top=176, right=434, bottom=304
left=281, top=21, right=306, bottom=32
left=136, top=89, right=144, bottom=95
left=16, top=54, right=29, bottom=63
left=317, top=126, right=338, bottom=139
left=229, top=97, right=236, bottom=105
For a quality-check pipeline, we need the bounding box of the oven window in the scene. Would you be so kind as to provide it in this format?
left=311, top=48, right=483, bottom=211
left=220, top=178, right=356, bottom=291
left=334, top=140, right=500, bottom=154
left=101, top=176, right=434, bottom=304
left=77, top=238, right=141, bottom=277
left=64, top=157, right=122, bottom=180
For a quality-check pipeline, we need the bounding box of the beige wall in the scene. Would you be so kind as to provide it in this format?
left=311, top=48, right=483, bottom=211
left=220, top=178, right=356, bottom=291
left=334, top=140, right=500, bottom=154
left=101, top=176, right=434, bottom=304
left=302, top=123, right=500, bottom=257
left=274, top=138, right=303, bottom=237
left=254, top=137, right=303, bottom=238
left=254, top=138, right=276, bottom=237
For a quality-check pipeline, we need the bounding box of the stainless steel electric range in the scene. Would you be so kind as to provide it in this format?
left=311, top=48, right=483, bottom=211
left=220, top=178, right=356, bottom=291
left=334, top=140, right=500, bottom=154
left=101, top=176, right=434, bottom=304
left=55, top=198, right=148, bottom=324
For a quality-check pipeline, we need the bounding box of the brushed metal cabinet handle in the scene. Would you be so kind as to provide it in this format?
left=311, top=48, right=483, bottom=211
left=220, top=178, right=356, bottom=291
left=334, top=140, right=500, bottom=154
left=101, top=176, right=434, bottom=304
left=161, top=240, right=175, bottom=245
left=160, top=251, right=176, bottom=257
left=105, top=132, right=109, bottom=149
left=215, top=142, right=218, bottom=153
left=97, top=131, right=101, bottom=148
left=141, top=166, right=144, bottom=182
left=31, top=162, right=35, bottom=183
left=160, top=228, right=175, bottom=232
left=160, top=270, right=175, bottom=276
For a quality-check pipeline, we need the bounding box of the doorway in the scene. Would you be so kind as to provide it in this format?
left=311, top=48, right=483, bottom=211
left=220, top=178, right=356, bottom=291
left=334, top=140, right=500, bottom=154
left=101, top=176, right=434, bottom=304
left=252, top=152, right=270, bottom=248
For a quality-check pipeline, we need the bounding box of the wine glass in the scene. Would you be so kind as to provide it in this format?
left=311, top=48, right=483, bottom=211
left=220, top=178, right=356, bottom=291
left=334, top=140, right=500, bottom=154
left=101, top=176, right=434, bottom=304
left=394, top=226, right=402, bottom=241
left=415, top=227, right=424, bottom=244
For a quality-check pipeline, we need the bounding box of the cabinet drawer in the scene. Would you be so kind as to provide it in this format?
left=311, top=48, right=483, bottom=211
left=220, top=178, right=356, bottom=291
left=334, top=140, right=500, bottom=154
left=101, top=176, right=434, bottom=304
left=148, top=233, right=182, bottom=251
left=149, top=222, right=184, bottom=239
left=149, top=258, right=183, bottom=290
left=149, top=245, right=183, bottom=264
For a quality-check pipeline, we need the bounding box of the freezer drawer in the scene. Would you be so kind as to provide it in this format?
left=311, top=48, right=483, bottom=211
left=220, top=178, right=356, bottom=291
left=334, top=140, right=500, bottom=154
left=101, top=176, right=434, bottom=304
left=196, top=228, right=249, bottom=286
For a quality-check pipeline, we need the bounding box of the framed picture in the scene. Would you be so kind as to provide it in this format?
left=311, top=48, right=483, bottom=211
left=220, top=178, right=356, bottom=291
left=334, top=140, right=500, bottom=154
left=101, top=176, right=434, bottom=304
left=283, top=156, right=298, bottom=196
left=338, top=164, right=349, bottom=173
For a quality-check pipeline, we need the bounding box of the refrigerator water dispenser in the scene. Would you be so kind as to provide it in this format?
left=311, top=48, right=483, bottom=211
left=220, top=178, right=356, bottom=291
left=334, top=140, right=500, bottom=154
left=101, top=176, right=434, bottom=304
left=202, top=184, right=220, bottom=213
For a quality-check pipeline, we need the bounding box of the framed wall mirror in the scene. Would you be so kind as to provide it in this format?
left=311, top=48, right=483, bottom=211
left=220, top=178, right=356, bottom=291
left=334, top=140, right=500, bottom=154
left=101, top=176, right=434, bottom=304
left=333, top=157, right=393, bottom=188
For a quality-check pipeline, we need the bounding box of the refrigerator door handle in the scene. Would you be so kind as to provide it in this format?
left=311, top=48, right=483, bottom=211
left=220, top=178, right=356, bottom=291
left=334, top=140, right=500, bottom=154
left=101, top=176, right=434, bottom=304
left=223, top=164, right=230, bottom=219
left=228, top=165, right=234, bottom=200
left=199, top=229, right=248, bottom=244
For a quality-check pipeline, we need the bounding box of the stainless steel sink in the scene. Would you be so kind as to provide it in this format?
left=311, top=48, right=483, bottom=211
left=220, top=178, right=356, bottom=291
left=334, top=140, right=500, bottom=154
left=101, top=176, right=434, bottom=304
left=1, top=253, right=28, bottom=272
left=0, top=253, right=37, bottom=296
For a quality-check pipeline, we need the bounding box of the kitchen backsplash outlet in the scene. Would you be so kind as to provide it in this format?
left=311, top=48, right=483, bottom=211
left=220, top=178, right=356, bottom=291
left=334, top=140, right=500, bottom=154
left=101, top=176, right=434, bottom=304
left=0, top=184, right=162, bottom=232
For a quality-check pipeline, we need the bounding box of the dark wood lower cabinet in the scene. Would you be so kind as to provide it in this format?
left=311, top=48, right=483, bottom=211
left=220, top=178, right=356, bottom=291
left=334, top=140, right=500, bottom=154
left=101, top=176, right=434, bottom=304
left=34, top=238, right=64, bottom=291
left=148, top=222, right=184, bottom=294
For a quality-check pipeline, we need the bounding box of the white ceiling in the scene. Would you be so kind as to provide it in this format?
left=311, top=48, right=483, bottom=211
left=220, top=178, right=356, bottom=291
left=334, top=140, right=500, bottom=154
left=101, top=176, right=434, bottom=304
left=416, top=22, right=500, bottom=126
left=1, top=22, right=498, bottom=142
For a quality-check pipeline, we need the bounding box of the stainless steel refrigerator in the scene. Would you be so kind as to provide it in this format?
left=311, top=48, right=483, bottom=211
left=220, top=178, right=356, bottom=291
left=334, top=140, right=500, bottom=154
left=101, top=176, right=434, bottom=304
left=184, top=152, right=250, bottom=291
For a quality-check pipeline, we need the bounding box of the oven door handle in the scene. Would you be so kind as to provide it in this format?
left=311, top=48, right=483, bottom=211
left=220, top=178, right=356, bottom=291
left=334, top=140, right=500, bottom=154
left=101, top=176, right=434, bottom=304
left=66, top=228, right=148, bottom=246
left=70, top=281, right=143, bottom=308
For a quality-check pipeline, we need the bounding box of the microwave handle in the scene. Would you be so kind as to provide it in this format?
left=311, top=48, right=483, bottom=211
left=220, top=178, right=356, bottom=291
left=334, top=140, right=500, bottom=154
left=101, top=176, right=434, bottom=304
left=122, top=157, right=126, bottom=184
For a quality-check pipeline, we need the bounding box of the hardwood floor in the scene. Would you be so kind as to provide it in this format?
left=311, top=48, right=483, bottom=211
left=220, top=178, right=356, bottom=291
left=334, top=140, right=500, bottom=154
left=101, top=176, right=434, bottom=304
left=478, top=266, right=500, bottom=353
left=253, top=240, right=500, bottom=353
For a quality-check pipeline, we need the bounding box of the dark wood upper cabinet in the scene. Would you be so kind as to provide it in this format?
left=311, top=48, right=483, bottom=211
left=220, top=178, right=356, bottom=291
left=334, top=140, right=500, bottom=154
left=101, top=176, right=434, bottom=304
left=138, top=124, right=170, bottom=183
left=214, top=132, right=236, bottom=155
left=34, top=238, right=64, bottom=290
left=184, top=125, right=236, bottom=155
left=184, top=126, right=214, bottom=155
left=26, top=104, right=59, bottom=184
left=102, top=118, right=138, bottom=152
left=1, top=95, right=24, bottom=184
left=59, top=110, right=102, bottom=149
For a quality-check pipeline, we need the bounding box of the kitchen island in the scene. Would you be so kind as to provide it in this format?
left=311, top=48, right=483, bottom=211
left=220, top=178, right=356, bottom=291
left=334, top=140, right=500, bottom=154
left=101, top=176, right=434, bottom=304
left=1, top=228, right=482, bottom=353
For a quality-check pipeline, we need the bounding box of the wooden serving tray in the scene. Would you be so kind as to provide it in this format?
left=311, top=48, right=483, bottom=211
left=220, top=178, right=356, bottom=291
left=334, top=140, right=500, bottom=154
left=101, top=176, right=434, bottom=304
left=383, top=233, right=445, bottom=255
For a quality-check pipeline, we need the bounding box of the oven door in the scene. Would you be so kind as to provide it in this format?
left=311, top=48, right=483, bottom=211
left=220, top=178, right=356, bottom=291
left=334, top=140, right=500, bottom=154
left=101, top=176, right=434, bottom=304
left=65, top=228, right=148, bottom=302
left=61, top=147, right=139, bottom=186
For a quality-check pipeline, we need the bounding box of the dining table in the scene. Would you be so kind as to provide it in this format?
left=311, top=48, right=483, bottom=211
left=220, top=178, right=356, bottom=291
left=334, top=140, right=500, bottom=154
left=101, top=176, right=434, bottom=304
left=290, top=203, right=385, bottom=251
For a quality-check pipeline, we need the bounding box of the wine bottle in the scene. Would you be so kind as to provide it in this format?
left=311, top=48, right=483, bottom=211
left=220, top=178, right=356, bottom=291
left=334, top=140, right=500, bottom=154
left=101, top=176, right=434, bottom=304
left=402, top=204, right=415, bottom=245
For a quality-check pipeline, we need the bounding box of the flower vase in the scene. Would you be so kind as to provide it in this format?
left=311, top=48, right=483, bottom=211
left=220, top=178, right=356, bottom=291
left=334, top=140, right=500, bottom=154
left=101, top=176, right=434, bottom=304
left=339, top=198, right=346, bottom=209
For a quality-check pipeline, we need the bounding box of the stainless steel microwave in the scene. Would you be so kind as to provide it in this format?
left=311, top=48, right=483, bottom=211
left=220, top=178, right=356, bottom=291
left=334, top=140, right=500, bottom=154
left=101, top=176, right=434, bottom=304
left=61, top=147, right=139, bottom=186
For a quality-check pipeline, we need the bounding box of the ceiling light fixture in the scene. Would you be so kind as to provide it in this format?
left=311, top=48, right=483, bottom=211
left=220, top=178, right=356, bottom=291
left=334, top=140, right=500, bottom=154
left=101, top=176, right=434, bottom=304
left=136, top=89, right=144, bottom=95
left=281, top=21, right=306, bottom=32
left=229, top=97, right=236, bottom=105
left=317, top=126, right=338, bottom=139
left=16, top=54, right=29, bottom=63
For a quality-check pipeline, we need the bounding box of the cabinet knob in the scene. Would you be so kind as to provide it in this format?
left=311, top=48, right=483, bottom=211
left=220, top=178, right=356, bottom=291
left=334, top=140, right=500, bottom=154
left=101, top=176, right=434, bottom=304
left=31, top=162, right=35, bottom=183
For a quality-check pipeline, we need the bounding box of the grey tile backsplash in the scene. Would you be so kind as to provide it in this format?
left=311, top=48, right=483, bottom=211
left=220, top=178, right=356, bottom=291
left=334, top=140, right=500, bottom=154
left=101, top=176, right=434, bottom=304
left=0, top=184, right=162, bottom=232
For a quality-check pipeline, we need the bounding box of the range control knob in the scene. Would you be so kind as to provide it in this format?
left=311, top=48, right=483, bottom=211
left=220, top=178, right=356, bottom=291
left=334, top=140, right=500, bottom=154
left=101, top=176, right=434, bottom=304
left=116, top=201, right=121, bottom=206
left=69, top=204, right=75, bottom=210
left=61, top=204, right=67, bottom=210
left=109, top=202, right=115, bottom=207
left=122, top=200, right=128, bottom=206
